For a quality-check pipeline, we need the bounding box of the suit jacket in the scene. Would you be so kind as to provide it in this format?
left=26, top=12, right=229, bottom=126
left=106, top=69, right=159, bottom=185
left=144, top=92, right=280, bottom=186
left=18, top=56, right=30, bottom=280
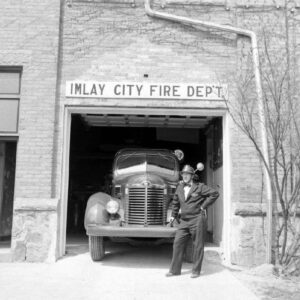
left=171, top=181, right=219, bottom=219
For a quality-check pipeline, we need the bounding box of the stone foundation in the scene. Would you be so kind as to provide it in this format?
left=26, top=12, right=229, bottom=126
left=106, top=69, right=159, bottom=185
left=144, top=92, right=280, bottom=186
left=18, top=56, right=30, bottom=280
left=11, top=198, right=59, bottom=262
left=230, top=203, right=267, bottom=266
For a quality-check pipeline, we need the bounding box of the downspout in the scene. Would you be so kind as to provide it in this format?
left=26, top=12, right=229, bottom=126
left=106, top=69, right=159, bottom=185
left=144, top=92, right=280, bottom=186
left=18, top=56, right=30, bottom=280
left=145, top=0, right=273, bottom=264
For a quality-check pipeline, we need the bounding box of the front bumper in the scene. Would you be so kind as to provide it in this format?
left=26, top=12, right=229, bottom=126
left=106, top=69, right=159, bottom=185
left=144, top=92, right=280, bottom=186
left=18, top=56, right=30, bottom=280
left=86, top=224, right=177, bottom=238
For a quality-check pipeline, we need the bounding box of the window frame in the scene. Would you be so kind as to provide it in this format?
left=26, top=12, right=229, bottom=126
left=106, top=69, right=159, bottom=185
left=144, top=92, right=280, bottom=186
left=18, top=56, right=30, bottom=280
left=0, top=66, right=22, bottom=135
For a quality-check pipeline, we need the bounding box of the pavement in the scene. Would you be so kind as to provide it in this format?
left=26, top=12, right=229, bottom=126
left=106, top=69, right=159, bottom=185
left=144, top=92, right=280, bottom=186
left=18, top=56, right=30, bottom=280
left=0, top=237, right=259, bottom=300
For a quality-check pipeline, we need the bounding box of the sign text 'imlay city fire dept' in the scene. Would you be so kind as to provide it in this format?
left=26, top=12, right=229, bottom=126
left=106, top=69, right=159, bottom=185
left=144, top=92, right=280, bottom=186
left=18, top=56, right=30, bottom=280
left=65, top=81, right=227, bottom=100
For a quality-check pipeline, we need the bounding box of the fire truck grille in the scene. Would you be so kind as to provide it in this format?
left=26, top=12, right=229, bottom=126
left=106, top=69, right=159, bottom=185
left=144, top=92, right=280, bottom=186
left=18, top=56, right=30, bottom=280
left=126, top=187, right=165, bottom=225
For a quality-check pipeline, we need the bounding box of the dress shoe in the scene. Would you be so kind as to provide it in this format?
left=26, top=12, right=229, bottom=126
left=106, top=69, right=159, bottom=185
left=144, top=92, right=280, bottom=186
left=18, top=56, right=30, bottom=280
left=165, top=272, right=180, bottom=277
left=190, top=273, right=200, bottom=278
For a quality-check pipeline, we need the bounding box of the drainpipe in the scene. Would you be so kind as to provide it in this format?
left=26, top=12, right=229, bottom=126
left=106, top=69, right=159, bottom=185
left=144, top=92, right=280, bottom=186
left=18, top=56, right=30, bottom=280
left=145, top=0, right=273, bottom=264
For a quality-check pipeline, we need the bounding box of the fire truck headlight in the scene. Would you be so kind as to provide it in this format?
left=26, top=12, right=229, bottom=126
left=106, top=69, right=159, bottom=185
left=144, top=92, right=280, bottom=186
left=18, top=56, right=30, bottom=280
left=106, top=198, right=120, bottom=214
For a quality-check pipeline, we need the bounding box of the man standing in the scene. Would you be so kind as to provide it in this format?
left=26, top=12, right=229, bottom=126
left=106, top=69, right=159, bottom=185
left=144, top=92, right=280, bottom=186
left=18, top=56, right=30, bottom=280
left=166, top=164, right=219, bottom=278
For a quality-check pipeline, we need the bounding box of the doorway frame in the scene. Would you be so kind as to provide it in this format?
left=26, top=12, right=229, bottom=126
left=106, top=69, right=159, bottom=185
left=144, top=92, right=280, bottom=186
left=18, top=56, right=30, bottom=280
left=0, top=136, right=18, bottom=251
left=59, top=105, right=231, bottom=264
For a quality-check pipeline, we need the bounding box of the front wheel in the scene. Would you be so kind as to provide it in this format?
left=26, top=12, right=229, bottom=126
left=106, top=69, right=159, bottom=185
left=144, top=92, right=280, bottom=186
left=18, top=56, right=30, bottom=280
left=89, top=236, right=105, bottom=261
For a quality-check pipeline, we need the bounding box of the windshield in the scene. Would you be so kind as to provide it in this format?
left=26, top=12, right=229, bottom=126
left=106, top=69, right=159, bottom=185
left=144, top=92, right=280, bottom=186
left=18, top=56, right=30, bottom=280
left=114, top=153, right=177, bottom=177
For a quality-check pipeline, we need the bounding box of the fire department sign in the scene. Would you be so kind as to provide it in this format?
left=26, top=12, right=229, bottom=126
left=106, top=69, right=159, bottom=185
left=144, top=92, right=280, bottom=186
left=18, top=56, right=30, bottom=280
left=66, top=81, right=227, bottom=100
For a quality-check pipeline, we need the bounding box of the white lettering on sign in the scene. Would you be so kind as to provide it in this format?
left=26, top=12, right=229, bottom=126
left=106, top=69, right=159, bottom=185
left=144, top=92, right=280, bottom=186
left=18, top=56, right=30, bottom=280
left=65, top=81, right=228, bottom=100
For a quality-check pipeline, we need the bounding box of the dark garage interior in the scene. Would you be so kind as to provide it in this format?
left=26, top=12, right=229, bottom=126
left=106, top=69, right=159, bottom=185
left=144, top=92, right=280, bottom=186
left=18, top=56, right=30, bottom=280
left=66, top=113, right=222, bottom=241
left=0, top=141, right=16, bottom=251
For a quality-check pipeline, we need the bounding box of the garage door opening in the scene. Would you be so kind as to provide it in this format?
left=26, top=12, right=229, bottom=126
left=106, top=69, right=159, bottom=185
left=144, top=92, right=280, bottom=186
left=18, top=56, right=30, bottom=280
left=66, top=112, right=223, bottom=253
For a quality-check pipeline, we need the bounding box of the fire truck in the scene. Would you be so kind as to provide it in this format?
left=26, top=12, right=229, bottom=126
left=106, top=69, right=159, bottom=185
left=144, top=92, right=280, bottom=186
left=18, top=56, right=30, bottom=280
left=84, top=148, right=195, bottom=261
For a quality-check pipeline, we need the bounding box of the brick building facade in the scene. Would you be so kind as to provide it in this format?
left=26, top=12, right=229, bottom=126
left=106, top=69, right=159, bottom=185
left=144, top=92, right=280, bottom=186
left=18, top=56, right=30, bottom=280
left=0, top=0, right=298, bottom=265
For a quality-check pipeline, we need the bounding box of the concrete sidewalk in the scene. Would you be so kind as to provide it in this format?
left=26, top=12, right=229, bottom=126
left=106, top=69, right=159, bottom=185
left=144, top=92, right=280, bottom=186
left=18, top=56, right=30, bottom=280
left=0, top=242, right=259, bottom=300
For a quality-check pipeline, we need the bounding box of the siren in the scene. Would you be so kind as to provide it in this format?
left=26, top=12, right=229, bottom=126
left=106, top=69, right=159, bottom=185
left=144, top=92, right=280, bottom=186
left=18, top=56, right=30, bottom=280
left=174, top=149, right=184, bottom=161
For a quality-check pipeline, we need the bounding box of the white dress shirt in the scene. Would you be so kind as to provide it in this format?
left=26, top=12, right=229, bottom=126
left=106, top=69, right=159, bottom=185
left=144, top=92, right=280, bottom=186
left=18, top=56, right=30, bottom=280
left=184, top=184, right=191, bottom=200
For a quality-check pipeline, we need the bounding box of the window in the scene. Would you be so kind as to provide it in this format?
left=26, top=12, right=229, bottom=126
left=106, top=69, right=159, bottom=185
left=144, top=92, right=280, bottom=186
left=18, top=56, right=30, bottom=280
left=0, top=67, right=22, bottom=133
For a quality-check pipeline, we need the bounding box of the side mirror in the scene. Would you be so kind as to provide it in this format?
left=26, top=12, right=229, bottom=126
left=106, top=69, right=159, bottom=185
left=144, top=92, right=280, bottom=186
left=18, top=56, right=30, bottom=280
left=195, top=162, right=204, bottom=172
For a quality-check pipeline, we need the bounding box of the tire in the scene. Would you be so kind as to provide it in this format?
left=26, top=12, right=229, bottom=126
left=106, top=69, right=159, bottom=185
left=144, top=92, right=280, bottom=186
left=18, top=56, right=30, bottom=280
left=89, top=236, right=105, bottom=261
left=184, top=236, right=194, bottom=263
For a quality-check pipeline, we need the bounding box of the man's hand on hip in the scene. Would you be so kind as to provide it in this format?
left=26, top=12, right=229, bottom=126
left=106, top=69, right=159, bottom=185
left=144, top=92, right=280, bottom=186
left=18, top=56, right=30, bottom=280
left=168, top=216, right=175, bottom=227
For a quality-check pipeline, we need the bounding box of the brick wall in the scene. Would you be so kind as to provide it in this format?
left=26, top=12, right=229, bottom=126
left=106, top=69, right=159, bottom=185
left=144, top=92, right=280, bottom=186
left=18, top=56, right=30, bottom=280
left=0, top=0, right=61, bottom=198
left=0, top=0, right=61, bottom=261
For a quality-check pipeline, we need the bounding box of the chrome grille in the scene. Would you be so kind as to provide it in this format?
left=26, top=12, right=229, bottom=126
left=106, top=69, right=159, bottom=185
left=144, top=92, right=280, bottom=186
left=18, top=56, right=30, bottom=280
left=126, top=186, right=165, bottom=225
